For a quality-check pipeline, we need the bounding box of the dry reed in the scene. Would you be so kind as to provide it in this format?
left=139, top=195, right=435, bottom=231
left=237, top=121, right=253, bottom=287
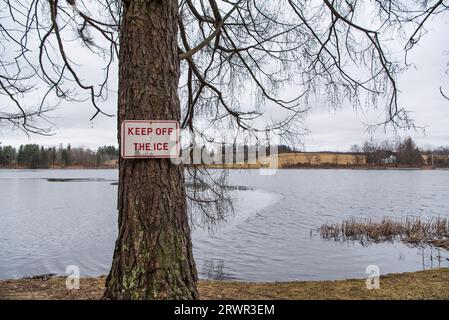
left=319, top=217, right=449, bottom=250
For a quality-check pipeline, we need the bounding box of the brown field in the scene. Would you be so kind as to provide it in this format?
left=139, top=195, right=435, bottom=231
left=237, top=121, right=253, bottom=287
left=275, top=152, right=366, bottom=167
left=1, top=268, right=448, bottom=300
left=196, top=152, right=367, bottom=169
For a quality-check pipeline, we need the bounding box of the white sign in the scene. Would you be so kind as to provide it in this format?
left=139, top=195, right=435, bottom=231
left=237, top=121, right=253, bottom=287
left=121, top=120, right=179, bottom=159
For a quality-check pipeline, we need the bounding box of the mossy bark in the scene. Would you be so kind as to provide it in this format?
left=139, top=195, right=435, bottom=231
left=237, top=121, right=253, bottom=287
left=103, top=0, right=198, bottom=299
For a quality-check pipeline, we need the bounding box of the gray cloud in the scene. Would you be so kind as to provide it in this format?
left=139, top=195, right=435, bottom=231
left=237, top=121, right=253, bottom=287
left=1, top=13, right=448, bottom=151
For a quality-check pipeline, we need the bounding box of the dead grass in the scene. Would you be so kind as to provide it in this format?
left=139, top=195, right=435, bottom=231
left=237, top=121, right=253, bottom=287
left=320, top=217, right=449, bottom=250
left=1, top=268, right=449, bottom=300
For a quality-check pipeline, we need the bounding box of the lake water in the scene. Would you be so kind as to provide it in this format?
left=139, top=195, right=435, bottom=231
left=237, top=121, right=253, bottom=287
left=1, top=168, right=449, bottom=281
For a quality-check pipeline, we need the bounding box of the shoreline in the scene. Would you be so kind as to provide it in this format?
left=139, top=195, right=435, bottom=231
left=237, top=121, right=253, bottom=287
left=1, top=268, right=448, bottom=300
left=1, top=166, right=449, bottom=170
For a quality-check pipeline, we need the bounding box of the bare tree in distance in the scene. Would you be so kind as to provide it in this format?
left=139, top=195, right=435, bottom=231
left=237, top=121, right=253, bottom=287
left=1, top=0, right=448, bottom=299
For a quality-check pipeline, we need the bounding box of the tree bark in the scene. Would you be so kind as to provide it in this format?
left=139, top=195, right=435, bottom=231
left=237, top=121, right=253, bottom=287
left=104, top=0, right=198, bottom=299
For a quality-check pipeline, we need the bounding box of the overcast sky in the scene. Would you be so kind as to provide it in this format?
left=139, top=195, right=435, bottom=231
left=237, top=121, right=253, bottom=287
left=1, top=12, right=448, bottom=152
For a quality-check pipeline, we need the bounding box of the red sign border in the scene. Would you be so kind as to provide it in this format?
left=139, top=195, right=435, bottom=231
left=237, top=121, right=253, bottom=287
left=121, top=120, right=180, bottom=159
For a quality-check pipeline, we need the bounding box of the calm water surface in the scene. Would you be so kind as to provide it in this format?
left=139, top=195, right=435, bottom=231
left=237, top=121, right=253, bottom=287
left=1, top=169, right=449, bottom=281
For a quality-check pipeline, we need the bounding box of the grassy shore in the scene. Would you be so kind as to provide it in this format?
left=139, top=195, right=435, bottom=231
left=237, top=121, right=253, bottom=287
left=1, top=268, right=448, bottom=300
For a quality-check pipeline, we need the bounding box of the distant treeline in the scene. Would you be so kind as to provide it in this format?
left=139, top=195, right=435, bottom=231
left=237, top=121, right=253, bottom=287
left=0, top=144, right=118, bottom=168
left=1, top=138, right=447, bottom=169
left=351, top=137, right=449, bottom=167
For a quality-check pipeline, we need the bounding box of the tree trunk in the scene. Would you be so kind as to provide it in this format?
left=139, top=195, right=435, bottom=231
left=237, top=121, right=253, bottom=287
left=104, top=0, right=198, bottom=300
